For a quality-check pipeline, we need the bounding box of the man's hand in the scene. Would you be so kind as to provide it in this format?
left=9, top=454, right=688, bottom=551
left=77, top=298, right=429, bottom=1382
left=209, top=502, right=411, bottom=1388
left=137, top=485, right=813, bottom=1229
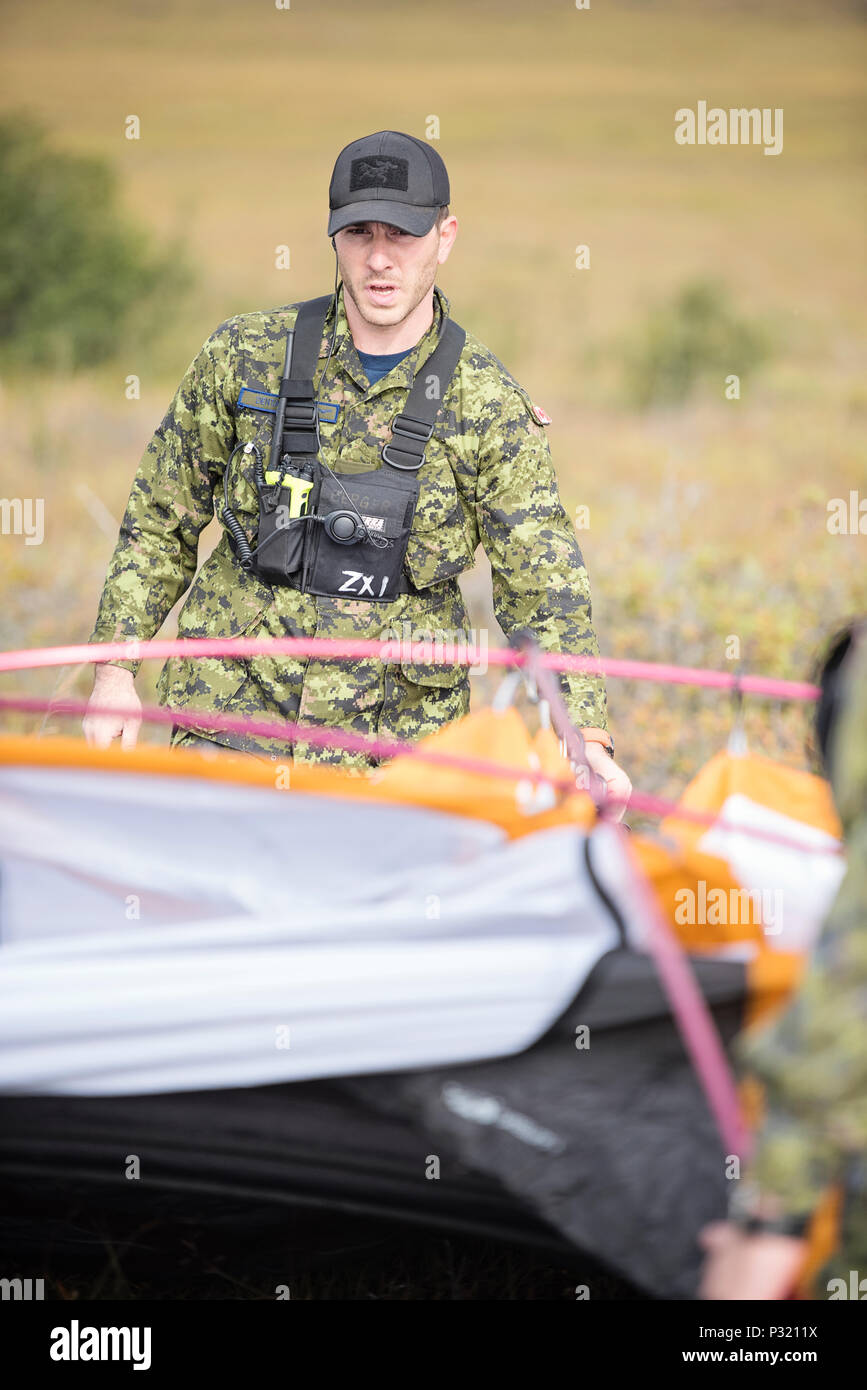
left=578, top=741, right=632, bottom=822
left=82, top=664, right=142, bottom=750
left=698, top=1221, right=807, bottom=1300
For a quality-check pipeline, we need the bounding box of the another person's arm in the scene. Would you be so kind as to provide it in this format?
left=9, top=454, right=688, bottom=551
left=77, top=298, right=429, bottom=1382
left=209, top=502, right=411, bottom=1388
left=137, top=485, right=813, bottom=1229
left=700, top=633, right=867, bottom=1298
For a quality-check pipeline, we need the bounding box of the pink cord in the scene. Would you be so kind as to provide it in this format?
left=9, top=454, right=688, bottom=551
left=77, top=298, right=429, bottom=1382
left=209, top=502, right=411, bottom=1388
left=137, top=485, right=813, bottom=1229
left=0, top=636, right=820, bottom=701
left=619, top=825, right=751, bottom=1157
left=0, top=693, right=842, bottom=857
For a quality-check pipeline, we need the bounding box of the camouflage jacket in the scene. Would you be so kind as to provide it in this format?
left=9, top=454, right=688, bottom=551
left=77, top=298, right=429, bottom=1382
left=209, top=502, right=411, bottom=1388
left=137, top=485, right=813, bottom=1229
left=89, top=283, right=608, bottom=764
left=737, top=632, right=867, bottom=1248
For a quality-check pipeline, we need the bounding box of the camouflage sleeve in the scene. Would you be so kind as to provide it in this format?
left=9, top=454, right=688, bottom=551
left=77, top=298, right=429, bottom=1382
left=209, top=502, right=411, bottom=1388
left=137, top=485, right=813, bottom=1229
left=474, top=385, right=608, bottom=731
left=737, top=634, right=867, bottom=1218
left=88, top=319, right=239, bottom=676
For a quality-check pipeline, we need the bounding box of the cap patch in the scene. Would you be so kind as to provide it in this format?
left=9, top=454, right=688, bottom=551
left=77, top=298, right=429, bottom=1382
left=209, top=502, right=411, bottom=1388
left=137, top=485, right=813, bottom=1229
left=350, top=156, right=409, bottom=192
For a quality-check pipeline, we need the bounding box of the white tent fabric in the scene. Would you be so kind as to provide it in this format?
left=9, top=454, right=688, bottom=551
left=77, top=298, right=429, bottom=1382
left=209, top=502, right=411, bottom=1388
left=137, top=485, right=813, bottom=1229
left=0, top=766, right=634, bottom=1096
left=698, top=793, right=845, bottom=953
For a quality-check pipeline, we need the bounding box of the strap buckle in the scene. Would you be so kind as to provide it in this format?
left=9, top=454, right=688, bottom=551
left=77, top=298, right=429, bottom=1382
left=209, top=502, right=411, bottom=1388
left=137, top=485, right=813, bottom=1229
left=391, top=413, right=434, bottom=443
left=281, top=401, right=320, bottom=457
left=282, top=401, right=319, bottom=429
left=381, top=413, right=434, bottom=471
left=280, top=376, right=319, bottom=437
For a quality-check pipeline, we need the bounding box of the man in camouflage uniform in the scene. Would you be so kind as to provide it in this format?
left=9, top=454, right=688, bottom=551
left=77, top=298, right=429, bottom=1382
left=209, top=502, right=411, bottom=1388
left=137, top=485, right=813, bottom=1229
left=701, top=625, right=867, bottom=1298
left=84, top=130, right=630, bottom=803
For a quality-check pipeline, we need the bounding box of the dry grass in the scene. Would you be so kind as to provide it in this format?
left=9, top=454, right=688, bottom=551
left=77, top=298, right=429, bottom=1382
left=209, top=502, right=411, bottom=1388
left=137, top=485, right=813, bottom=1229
left=0, top=0, right=864, bottom=1303
left=0, top=0, right=865, bottom=790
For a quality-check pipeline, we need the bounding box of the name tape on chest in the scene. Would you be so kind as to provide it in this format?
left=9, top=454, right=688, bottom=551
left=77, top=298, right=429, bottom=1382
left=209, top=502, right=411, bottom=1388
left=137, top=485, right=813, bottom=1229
left=237, top=386, right=340, bottom=424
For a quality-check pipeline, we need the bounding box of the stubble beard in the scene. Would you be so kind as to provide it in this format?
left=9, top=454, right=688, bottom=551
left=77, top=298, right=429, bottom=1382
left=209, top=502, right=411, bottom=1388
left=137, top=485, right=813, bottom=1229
left=341, top=243, right=440, bottom=329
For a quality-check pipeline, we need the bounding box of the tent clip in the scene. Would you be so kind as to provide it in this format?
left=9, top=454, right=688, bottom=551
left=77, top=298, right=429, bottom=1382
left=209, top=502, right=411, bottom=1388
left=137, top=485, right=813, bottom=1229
left=491, top=664, right=551, bottom=730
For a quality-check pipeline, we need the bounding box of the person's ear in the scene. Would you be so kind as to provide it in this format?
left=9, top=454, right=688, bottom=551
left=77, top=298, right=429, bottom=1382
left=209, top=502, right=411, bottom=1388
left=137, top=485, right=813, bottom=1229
left=436, top=214, right=458, bottom=266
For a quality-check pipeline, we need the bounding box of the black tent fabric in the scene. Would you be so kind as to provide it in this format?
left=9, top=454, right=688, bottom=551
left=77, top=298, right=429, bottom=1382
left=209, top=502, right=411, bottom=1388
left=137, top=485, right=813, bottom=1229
left=345, top=949, right=747, bottom=1298
left=0, top=948, right=746, bottom=1298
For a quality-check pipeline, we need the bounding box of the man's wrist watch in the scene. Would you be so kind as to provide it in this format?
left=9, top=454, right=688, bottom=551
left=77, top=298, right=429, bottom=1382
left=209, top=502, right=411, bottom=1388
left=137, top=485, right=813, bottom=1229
left=579, top=728, right=615, bottom=760
left=731, top=1211, right=812, bottom=1238
left=727, top=1182, right=812, bottom=1239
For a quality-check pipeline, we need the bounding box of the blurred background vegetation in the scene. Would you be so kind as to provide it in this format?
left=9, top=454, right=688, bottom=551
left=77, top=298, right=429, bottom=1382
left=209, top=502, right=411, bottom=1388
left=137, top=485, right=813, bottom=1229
left=0, top=0, right=864, bottom=1302
left=0, top=112, right=194, bottom=372
left=0, top=0, right=865, bottom=811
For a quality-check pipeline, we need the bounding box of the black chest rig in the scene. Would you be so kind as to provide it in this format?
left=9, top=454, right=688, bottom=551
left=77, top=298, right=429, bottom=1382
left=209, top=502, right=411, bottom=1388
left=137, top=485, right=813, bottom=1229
left=221, top=294, right=466, bottom=602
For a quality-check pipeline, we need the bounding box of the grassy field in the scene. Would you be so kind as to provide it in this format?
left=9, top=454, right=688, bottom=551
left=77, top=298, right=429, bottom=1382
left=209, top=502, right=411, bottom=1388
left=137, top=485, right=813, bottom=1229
left=0, top=0, right=864, bottom=1297
left=1, top=0, right=865, bottom=799
left=3, top=1201, right=645, bottom=1300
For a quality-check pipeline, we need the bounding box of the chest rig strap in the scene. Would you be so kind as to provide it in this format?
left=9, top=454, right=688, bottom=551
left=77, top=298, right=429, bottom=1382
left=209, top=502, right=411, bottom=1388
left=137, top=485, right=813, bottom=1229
left=278, top=295, right=466, bottom=472
left=266, top=294, right=333, bottom=474
left=238, top=293, right=467, bottom=599
left=380, top=316, right=467, bottom=470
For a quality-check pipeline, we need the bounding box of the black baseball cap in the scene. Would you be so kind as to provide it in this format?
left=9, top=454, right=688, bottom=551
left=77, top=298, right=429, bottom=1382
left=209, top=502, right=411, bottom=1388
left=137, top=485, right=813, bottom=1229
left=328, top=130, right=450, bottom=237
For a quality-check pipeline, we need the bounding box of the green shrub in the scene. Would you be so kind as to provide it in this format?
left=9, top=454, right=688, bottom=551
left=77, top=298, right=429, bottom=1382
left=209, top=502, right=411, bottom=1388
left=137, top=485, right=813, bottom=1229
left=623, top=279, right=771, bottom=409
left=0, top=112, right=195, bottom=372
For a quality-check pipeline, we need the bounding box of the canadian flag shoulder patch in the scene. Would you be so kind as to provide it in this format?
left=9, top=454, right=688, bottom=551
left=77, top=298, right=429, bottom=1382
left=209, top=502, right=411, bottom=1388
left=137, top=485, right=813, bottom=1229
left=531, top=403, right=552, bottom=425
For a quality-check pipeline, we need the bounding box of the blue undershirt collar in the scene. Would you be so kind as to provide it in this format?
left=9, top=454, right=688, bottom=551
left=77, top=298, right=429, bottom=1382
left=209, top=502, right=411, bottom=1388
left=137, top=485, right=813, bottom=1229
left=356, top=345, right=415, bottom=385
